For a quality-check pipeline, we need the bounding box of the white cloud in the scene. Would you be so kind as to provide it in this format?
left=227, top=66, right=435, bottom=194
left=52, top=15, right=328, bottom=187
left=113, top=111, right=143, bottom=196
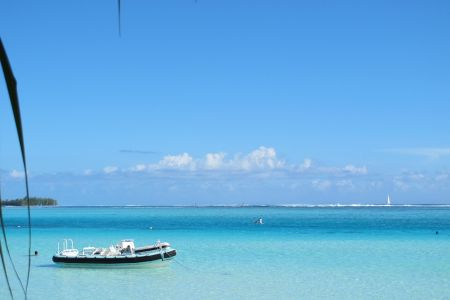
left=236, top=146, right=284, bottom=171
left=103, top=166, right=119, bottom=174
left=342, top=165, right=368, bottom=175
left=300, top=159, right=313, bottom=171
left=130, top=164, right=147, bottom=172
left=83, top=169, right=93, bottom=176
left=315, top=164, right=368, bottom=177
left=148, top=146, right=284, bottom=172
left=158, top=153, right=195, bottom=170
left=10, top=169, right=25, bottom=179
left=205, top=152, right=226, bottom=170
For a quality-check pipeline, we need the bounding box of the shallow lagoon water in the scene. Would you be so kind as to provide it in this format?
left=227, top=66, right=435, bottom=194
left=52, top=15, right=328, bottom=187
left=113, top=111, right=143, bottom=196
left=1, top=206, right=450, bottom=299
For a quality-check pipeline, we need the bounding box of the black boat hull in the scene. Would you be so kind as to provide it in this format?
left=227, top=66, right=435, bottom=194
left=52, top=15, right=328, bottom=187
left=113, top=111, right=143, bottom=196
left=52, top=249, right=176, bottom=265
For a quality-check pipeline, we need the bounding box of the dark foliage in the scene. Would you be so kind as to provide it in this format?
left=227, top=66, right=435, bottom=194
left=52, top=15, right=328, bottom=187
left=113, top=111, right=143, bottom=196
left=2, top=197, right=58, bottom=207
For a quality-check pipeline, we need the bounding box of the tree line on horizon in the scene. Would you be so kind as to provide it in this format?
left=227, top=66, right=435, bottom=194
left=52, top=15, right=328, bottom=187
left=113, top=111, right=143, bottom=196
left=1, top=197, right=57, bottom=206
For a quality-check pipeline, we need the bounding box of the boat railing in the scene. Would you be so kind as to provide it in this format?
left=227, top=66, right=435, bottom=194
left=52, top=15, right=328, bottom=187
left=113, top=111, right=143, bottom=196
left=58, top=239, right=74, bottom=252
left=57, top=238, right=79, bottom=257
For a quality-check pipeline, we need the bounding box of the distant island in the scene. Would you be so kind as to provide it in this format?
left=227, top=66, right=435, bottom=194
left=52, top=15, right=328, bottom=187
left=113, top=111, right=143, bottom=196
left=1, top=197, right=58, bottom=206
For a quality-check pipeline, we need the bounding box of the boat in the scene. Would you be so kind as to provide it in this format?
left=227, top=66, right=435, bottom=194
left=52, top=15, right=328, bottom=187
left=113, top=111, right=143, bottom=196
left=52, top=239, right=176, bottom=266
left=387, top=195, right=391, bottom=206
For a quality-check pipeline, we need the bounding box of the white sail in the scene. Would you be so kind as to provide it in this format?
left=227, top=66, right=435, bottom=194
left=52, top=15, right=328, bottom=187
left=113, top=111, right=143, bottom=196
left=387, top=195, right=391, bottom=206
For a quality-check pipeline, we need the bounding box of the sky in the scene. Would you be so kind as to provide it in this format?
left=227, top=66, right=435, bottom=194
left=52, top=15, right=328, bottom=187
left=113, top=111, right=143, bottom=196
left=1, top=0, right=450, bottom=205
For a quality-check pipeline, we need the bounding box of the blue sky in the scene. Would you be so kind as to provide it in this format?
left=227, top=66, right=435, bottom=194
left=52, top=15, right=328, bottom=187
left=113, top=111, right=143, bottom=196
left=1, top=0, right=450, bottom=205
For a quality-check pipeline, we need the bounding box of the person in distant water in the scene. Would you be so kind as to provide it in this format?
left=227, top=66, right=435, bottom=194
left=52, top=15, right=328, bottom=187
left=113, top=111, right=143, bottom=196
left=436, top=231, right=439, bottom=235
left=34, top=251, right=38, bottom=256
left=255, top=217, right=264, bottom=225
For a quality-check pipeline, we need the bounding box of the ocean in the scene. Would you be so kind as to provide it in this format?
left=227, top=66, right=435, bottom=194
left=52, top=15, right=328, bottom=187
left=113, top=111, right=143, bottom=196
left=1, top=206, right=450, bottom=299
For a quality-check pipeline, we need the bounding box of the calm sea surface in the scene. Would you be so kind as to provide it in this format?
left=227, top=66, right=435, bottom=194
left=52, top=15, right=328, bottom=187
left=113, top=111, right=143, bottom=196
left=1, top=206, right=450, bottom=299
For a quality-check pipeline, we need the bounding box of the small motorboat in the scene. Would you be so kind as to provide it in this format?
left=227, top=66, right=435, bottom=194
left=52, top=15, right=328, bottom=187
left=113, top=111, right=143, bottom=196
left=52, top=239, right=176, bottom=266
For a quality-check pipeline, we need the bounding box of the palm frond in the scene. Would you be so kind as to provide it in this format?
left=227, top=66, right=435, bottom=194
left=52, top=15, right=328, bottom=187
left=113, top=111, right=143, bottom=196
left=0, top=37, right=32, bottom=298
left=0, top=242, right=14, bottom=299
left=0, top=189, right=26, bottom=295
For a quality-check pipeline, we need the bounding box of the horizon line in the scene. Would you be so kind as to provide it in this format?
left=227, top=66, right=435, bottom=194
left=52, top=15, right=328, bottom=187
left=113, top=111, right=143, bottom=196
left=7, top=203, right=450, bottom=208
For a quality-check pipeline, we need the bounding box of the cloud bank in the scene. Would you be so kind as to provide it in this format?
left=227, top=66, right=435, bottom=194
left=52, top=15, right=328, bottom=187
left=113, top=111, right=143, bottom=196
left=11, top=146, right=450, bottom=205
left=119, top=146, right=366, bottom=178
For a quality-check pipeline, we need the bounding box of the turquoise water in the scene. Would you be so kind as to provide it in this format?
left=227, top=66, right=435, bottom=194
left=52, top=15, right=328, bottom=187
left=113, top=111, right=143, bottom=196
left=1, top=206, right=450, bottom=299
